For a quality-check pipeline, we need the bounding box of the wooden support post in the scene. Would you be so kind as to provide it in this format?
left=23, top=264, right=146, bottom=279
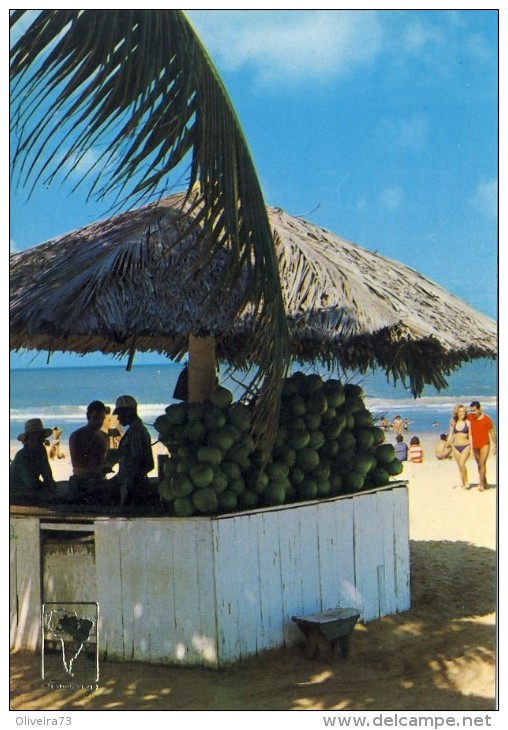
left=188, top=335, right=217, bottom=403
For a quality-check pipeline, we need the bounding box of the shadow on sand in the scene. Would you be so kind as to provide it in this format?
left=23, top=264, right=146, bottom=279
left=10, top=539, right=496, bottom=711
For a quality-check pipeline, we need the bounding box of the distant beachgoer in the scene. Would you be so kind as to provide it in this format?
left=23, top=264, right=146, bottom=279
left=49, top=425, right=65, bottom=460
left=392, top=415, right=403, bottom=436
left=432, top=421, right=440, bottom=428
left=102, top=406, right=123, bottom=449
left=466, top=401, right=496, bottom=491
left=10, top=419, right=56, bottom=498
left=435, top=433, right=452, bottom=461
left=380, top=416, right=391, bottom=431
left=447, top=405, right=471, bottom=488
left=403, top=418, right=410, bottom=432
left=69, top=401, right=110, bottom=504
left=408, top=436, right=423, bottom=463
left=394, top=434, right=408, bottom=461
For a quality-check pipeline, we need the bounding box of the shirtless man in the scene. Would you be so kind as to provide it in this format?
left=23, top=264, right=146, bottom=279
left=466, top=401, right=497, bottom=491
left=68, top=400, right=109, bottom=503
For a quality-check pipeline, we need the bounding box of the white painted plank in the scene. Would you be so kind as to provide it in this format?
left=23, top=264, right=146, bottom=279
left=143, top=521, right=178, bottom=663
left=255, top=510, right=284, bottom=651
left=11, top=518, right=41, bottom=651
left=171, top=519, right=205, bottom=664
left=95, top=520, right=125, bottom=660
left=298, top=505, right=322, bottom=616
left=124, top=520, right=151, bottom=662
left=278, top=507, right=306, bottom=645
left=335, top=498, right=360, bottom=611
left=393, top=487, right=411, bottom=611
left=10, top=521, right=19, bottom=647
left=353, top=493, right=382, bottom=621
left=234, top=514, right=262, bottom=659
left=377, top=489, right=397, bottom=616
left=316, top=501, right=340, bottom=610
left=192, top=519, right=217, bottom=666
left=213, top=517, right=242, bottom=663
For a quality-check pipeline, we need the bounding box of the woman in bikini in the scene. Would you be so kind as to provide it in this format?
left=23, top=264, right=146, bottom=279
left=447, top=404, right=471, bottom=488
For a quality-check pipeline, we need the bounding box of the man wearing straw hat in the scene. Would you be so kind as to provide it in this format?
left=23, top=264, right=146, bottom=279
left=10, top=418, right=56, bottom=498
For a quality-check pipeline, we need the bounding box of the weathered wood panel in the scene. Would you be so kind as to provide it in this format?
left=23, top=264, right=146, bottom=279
left=353, top=493, right=384, bottom=621
left=95, top=520, right=125, bottom=660
left=393, top=487, right=411, bottom=611
left=254, top=510, right=284, bottom=651
left=10, top=517, right=41, bottom=651
left=10, top=485, right=410, bottom=665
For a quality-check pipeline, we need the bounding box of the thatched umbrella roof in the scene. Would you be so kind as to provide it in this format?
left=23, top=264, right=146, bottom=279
left=10, top=193, right=496, bottom=395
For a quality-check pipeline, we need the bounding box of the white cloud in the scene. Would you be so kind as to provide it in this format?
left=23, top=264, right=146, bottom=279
left=472, top=178, right=498, bottom=219
left=10, top=239, right=19, bottom=253
left=379, top=115, right=429, bottom=152
left=186, top=10, right=384, bottom=86
left=379, top=187, right=404, bottom=210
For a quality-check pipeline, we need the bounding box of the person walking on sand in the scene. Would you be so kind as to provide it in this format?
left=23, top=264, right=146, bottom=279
left=447, top=405, right=471, bottom=489
left=466, top=401, right=497, bottom=491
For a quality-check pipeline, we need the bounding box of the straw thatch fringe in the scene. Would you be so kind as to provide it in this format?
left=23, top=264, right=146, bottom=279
left=10, top=194, right=496, bottom=398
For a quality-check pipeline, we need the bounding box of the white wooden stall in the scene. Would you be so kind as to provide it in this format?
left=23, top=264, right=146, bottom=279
left=10, top=483, right=410, bottom=667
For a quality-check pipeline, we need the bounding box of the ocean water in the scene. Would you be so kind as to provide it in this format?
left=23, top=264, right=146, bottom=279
left=10, top=359, right=498, bottom=443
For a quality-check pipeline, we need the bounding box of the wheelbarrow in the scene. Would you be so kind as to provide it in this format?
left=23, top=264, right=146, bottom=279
left=292, top=607, right=360, bottom=661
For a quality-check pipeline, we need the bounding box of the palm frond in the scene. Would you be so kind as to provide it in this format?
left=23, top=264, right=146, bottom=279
left=10, top=9, right=289, bottom=445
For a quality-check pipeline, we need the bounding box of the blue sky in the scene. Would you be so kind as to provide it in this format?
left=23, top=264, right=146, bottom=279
left=9, top=8, right=499, bottom=369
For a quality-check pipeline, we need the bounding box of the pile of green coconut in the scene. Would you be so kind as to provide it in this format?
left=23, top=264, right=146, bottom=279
left=154, top=372, right=403, bottom=516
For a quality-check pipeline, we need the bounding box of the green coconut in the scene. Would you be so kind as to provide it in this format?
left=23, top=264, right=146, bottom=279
left=355, top=428, right=375, bottom=450
left=289, top=466, right=306, bottom=486
left=174, top=497, right=196, bottom=517
left=262, top=484, right=286, bottom=506
left=316, top=479, right=331, bottom=497
left=189, top=463, right=214, bottom=488
left=385, top=458, right=404, bottom=476
left=158, top=478, right=176, bottom=503
left=197, top=446, right=223, bottom=467
left=238, top=490, right=259, bottom=510
left=154, top=414, right=171, bottom=436
left=218, top=489, right=238, bottom=512
left=370, top=467, right=391, bottom=486
left=296, top=447, right=320, bottom=471
left=297, top=480, right=318, bottom=501
left=329, top=473, right=344, bottom=495
left=375, top=443, right=396, bottom=465
left=164, top=402, right=188, bottom=425
left=323, top=379, right=346, bottom=408
left=210, top=386, right=233, bottom=408
left=288, top=429, right=311, bottom=451
left=221, top=460, right=241, bottom=482
left=343, top=471, right=365, bottom=491
left=171, top=473, right=195, bottom=498
left=210, top=467, right=229, bottom=493
left=203, top=405, right=227, bottom=430
left=192, top=488, right=218, bottom=514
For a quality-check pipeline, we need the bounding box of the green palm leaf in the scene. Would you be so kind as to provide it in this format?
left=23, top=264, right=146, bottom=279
left=10, top=9, right=289, bottom=446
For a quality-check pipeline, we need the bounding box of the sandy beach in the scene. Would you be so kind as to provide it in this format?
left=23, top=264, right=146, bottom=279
left=9, top=432, right=497, bottom=711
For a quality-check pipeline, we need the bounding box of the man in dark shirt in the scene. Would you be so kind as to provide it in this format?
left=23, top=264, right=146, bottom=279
left=113, top=395, right=154, bottom=506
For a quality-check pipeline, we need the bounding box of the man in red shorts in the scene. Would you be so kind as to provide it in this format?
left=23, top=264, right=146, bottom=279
left=467, top=401, right=497, bottom=491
